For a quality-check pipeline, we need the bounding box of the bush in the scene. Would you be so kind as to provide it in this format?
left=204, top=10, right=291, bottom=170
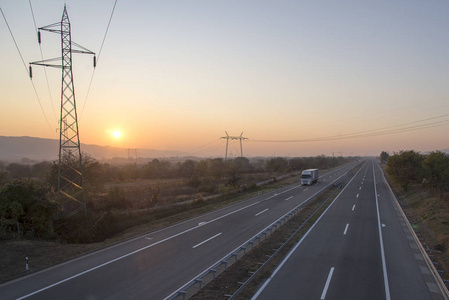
left=0, top=180, right=56, bottom=240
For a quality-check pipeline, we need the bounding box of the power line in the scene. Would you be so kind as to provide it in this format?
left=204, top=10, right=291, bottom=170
left=1, top=6, right=54, bottom=132
left=81, top=0, right=118, bottom=118
left=172, top=139, right=224, bottom=157
left=29, top=0, right=58, bottom=123
left=251, top=113, right=449, bottom=143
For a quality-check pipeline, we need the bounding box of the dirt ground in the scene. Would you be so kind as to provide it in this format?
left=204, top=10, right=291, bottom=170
left=0, top=239, right=99, bottom=283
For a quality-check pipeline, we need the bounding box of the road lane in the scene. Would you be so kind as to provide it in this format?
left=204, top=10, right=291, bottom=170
left=0, top=163, right=357, bottom=300
left=374, top=163, right=446, bottom=300
left=253, top=162, right=368, bottom=300
left=253, top=160, right=447, bottom=300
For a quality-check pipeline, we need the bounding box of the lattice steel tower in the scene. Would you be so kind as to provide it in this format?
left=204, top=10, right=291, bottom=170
left=220, top=131, right=248, bottom=161
left=30, top=5, right=96, bottom=217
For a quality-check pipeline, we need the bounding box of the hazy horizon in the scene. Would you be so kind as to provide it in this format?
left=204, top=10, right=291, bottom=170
left=2, top=1, right=449, bottom=157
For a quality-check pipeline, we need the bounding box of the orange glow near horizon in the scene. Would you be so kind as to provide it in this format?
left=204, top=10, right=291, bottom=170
left=2, top=2, right=449, bottom=157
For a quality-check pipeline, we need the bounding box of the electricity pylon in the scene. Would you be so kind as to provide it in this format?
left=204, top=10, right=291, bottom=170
left=30, top=5, right=96, bottom=217
left=220, top=131, right=248, bottom=161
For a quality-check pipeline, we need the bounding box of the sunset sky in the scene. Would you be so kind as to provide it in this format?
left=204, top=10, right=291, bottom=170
left=2, top=0, right=449, bottom=158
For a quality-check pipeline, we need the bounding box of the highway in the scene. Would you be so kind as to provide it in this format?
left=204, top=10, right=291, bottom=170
left=0, top=163, right=356, bottom=300
left=252, top=160, right=447, bottom=300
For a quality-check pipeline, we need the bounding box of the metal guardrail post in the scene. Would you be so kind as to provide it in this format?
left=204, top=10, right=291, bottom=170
left=178, top=291, right=186, bottom=300
left=195, top=279, right=202, bottom=289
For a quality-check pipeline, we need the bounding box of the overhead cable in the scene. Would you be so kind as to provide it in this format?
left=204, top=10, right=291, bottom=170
left=251, top=113, right=449, bottom=143
left=29, top=0, right=58, bottom=123
left=81, top=0, right=118, bottom=118
left=1, top=6, right=54, bottom=132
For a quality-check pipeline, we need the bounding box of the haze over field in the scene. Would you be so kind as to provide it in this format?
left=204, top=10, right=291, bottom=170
left=2, top=1, right=449, bottom=157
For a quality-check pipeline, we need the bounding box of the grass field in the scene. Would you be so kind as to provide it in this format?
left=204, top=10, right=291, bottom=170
left=0, top=174, right=300, bottom=284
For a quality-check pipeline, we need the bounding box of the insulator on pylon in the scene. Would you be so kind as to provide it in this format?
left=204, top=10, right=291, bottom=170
left=29, top=66, right=33, bottom=78
left=93, top=56, right=96, bottom=68
left=38, top=31, right=41, bottom=44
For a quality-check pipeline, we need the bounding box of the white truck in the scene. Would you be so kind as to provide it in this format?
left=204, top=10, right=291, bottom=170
left=301, top=169, right=318, bottom=185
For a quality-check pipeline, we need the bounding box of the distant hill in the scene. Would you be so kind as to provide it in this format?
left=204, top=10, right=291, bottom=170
left=0, top=136, right=180, bottom=163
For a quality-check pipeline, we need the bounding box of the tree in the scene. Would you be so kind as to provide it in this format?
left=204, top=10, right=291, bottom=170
left=234, top=157, right=252, bottom=173
left=179, top=159, right=195, bottom=180
left=208, top=158, right=225, bottom=182
left=6, top=163, right=31, bottom=179
left=31, top=161, right=52, bottom=181
left=0, top=171, right=9, bottom=187
left=195, top=160, right=209, bottom=178
left=266, top=157, right=288, bottom=174
left=422, top=151, right=449, bottom=199
left=226, top=164, right=242, bottom=188
left=47, top=153, right=107, bottom=193
left=386, top=150, right=423, bottom=191
left=0, top=180, right=56, bottom=239
left=380, top=151, right=389, bottom=163
left=288, top=158, right=303, bottom=172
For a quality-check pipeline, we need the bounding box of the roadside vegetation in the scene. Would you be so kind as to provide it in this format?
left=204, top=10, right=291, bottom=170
left=383, top=150, right=449, bottom=282
left=0, top=154, right=354, bottom=282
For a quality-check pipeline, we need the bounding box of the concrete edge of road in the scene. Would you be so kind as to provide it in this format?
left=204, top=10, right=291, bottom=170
left=378, top=164, right=449, bottom=299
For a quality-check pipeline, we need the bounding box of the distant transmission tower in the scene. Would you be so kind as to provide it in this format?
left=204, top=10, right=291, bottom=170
left=30, top=5, right=96, bottom=217
left=220, top=131, right=248, bottom=161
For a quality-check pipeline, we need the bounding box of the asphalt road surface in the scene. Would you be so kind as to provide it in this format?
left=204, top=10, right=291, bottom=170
left=0, top=163, right=356, bottom=300
left=252, top=160, right=447, bottom=300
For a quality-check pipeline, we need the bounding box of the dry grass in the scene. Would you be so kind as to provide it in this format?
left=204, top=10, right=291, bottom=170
left=0, top=240, right=100, bottom=283
left=0, top=174, right=301, bottom=284
left=388, top=179, right=449, bottom=281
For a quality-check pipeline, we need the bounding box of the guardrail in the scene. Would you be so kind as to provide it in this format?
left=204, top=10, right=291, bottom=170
left=165, top=198, right=312, bottom=300
left=226, top=185, right=342, bottom=299
left=165, top=164, right=360, bottom=300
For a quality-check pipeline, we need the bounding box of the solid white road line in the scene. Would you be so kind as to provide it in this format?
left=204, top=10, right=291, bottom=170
left=251, top=162, right=367, bottom=300
left=321, top=267, right=335, bottom=299
left=17, top=201, right=261, bottom=299
left=373, top=162, right=391, bottom=300
left=192, top=233, right=222, bottom=249
left=255, top=208, right=269, bottom=216
left=343, top=223, right=349, bottom=235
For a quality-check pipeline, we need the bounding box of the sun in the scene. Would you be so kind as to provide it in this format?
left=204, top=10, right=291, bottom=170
left=112, top=131, right=121, bottom=138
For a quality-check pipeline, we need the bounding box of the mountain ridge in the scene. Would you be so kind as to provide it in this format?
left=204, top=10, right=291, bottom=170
left=0, top=136, right=180, bottom=163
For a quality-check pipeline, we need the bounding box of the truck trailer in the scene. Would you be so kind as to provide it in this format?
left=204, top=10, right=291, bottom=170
left=301, top=169, right=318, bottom=185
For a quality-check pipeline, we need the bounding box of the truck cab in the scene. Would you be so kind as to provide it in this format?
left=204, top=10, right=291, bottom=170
left=301, top=169, right=319, bottom=185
